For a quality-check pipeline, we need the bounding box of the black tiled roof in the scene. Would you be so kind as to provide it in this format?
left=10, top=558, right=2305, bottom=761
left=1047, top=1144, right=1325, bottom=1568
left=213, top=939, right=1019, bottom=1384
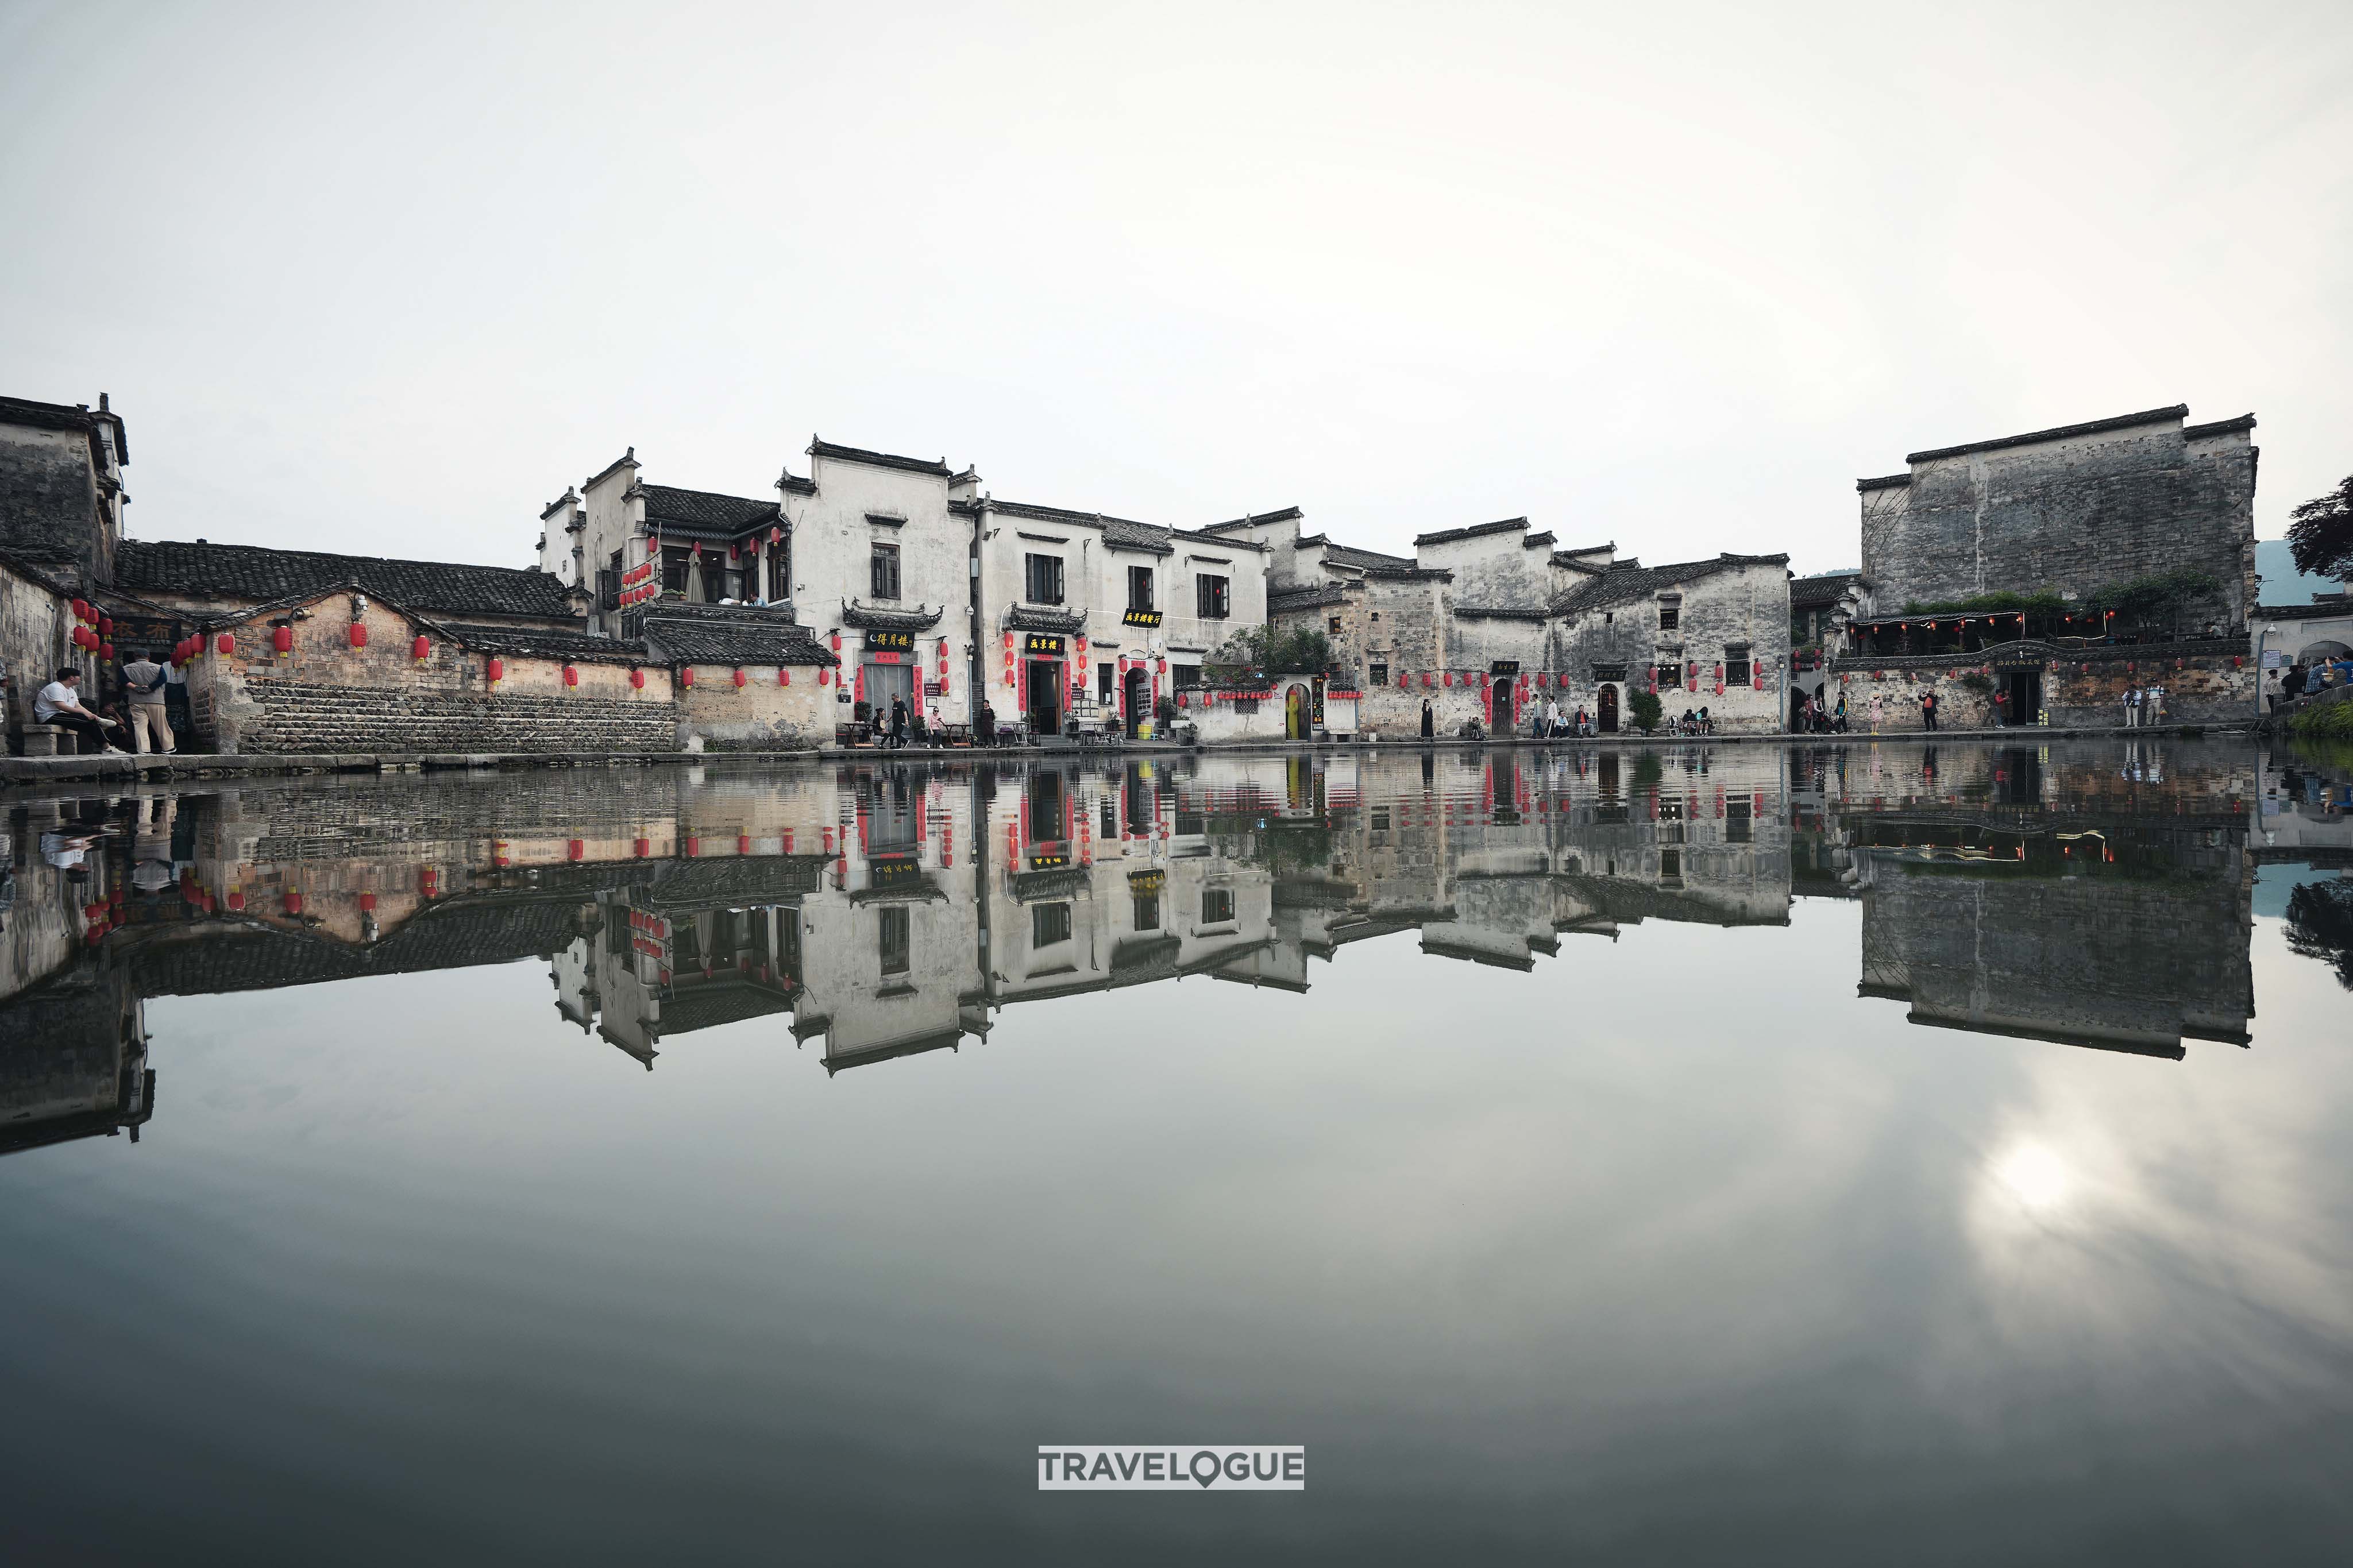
left=655, top=983, right=793, bottom=1038
left=1270, top=585, right=1348, bottom=611
left=1171, top=526, right=1266, bottom=553
left=115, top=539, right=581, bottom=620
left=638, top=485, right=780, bottom=537
left=641, top=613, right=837, bottom=666
left=1522, top=531, right=1556, bottom=549
left=1414, top=517, right=1529, bottom=547
left=986, top=498, right=1177, bottom=555
left=809, top=438, right=953, bottom=478
left=1322, top=541, right=1415, bottom=571
left=1554, top=541, right=1615, bottom=558
left=1102, top=517, right=1172, bottom=555
left=1904, top=404, right=2189, bottom=464
left=1789, top=571, right=1865, bottom=610
left=1548, top=553, right=1791, bottom=618
left=1007, top=604, right=1089, bottom=632
left=2184, top=414, right=2257, bottom=440
left=1201, top=506, right=1303, bottom=532
left=437, top=622, right=651, bottom=665
left=839, top=600, right=943, bottom=632
left=1857, top=473, right=1911, bottom=492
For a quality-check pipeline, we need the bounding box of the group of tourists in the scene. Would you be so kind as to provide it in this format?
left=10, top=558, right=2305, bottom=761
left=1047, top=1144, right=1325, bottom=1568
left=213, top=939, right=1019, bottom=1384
left=1795, top=692, right=1850, bottom=733
left=2271, top=658, right=2353, bottom=714
left=2120, top=683, right=2167, bottom=727
left=25, top=651, right=180, bottom=755
left=1527, top=698, right=1598, bottom=739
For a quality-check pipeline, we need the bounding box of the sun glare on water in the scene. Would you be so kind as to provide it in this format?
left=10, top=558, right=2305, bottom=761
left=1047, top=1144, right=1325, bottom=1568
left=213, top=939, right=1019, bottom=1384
left=1992, top=1143, right=2072, bottom=1212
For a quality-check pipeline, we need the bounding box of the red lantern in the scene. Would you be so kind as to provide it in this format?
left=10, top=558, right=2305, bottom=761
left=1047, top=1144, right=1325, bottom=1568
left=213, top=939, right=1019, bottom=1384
left=738, top=834, right=752, bottom=855
left=273, top=624, right=293, bottom=655
left=348, top=622, right=368, bottom=648
left=487, top=657, right=504, bottom=683
left=99, top=642, right=114, bottom=662
left=359, top=892, right=377, bottom=912
left=216, top=632, right=234, bottom=655
left=728, top=667, right=745, bottom=687
left=630, top=666, right=646, bottom=689
left=98, top=616, right=112, bottom=638
left=818, top=666, right=829, bottom=686
left=283, top=891, right=304, bottom=916
left=227, top=889, right=245, bottom=911
left=778, top=668, right=790, bottom=686
left=681, top=666, right=695, bottom=688
left=633, top=837, right=650, bottom=859
left=71, top=598, right=89, bottom=621
left=411, top=634, right=430, bottom=661
left=563, top=663, right=580, bottom=688
left=1421, top=672, right=1432, bottom=688
left=1442, top=672, right=1452, bottom=687
left=834, top=631, right=845, bottom=652
left=568, top=839, right=585, bottom=861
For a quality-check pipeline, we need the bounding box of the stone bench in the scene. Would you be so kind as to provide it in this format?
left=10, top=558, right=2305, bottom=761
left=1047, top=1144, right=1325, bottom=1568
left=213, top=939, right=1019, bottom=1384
left=17, top=723, right=72, bottom=758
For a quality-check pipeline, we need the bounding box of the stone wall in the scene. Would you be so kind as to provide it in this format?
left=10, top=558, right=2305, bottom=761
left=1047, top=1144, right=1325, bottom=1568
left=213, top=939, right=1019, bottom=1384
left=1858, top=410, right=2257, bottom=631
left=678, top=663, right=827, bottom=750
left=0, top=558, right=88, bottom=741
left=1549, top=561, right=1790, bottom=733
left=1825, top=639, right=2256, bottom=731
left=190, top=591, right=679, bottom=753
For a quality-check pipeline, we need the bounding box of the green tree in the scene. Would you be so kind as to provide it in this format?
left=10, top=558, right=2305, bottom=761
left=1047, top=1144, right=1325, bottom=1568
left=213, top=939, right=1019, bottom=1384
left=2288, top=474, right=2353, bottom=583
left=1628, top=690, right=1662, bottom=733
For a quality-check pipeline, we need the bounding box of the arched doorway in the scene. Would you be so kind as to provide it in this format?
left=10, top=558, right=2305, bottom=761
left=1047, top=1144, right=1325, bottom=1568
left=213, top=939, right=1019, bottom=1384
left=1285, top=683, right=1309, bottom=739
left=1123, top=666, right=1149, bottom=738
left=1597, top=683, right=1619, bottom=733
left=1490, top=678, right=1514, bottom=735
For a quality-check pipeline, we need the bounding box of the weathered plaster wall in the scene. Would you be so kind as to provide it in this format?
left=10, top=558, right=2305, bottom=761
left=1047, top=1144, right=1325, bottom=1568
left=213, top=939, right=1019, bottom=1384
left=678, top=664, right=827, bottom=749
left=1860, top=415, right=2257, bottom=631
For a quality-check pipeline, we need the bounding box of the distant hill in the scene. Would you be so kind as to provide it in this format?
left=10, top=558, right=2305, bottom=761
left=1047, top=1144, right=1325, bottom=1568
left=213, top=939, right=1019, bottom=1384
left=2256, top=539, right=2346, bottom=607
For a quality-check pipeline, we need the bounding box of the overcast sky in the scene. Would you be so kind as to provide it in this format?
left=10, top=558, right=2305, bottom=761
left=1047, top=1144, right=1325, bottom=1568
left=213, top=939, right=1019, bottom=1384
left=4, top=1, right=2348, bottom=576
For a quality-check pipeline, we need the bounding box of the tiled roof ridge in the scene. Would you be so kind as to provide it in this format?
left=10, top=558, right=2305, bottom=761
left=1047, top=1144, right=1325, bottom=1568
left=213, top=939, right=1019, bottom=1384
left=1202, top=505, right=1304, bottom=532
left=1414, top=517, right=1529, bottom=547
left=1904, top=404, right=2190, bottom=464
left=809, top=437, right=954, bottom=477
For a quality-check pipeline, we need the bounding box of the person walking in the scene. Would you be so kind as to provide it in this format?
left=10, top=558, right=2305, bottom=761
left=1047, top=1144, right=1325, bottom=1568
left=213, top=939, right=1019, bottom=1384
left=33, top=669, right=125, bottom=753
left=888, top=695, right=909, bottom=749
left=1421, top=698, right=1434, bottom=739
left=120, top=649, right=177, bottom=754
left=1920, top=689, right=1938, bottom=731
left=1868, top=692, right=1883, bottom=733
left=1833, top=692, right=1849, bottom=732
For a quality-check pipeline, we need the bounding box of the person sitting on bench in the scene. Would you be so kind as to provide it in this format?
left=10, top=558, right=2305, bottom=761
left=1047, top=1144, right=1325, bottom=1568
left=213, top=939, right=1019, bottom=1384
left=33, top=669, right=126, bottom=754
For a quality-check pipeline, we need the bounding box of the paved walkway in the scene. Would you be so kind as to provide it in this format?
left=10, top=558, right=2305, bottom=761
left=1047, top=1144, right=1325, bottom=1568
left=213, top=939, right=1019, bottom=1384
left=0, top=721, right=2258, bottom=789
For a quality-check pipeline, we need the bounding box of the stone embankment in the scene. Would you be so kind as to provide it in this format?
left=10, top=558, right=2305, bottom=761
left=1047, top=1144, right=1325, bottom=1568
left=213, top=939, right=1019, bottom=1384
left=230, top=678, right=678, bottom=755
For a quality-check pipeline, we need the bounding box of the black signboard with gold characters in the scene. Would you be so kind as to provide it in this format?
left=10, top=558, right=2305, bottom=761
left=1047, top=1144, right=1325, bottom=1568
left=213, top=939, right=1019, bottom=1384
left=1490, top=660, right=1521, bottom=676
left=1311, top=675, right=1325, bottom=725
left=867, top=629, right=916, bottom=654
left=1121, top=608, right=1162, bottom=629
left=867, top=855, right=924, bottom=888
left=1023, top=633, right=1066, bottom=658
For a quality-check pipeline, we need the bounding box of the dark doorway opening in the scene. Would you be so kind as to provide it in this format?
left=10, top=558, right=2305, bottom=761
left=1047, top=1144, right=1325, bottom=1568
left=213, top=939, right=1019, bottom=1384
left=1285, top=685, right=1309, bottom=739
left=1123, top=667, right=1149, bottom=737
left=1025, top=659, right=1063, bottom=739
left=2003, top=670, right=2042, bottom=727
left=1491, top=679, right=1514, bottom=734
left=1598, top=684, right=1619, bottom=733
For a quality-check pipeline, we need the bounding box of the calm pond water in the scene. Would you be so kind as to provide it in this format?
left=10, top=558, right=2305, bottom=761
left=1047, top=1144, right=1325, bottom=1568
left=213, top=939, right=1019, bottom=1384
left=3, top=737, right=2351, bottom=1564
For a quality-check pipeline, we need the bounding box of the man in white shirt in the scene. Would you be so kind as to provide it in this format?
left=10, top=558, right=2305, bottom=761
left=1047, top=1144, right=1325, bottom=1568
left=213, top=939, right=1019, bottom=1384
left=119, top=650, right=176, bottom=754
left=33, top=668, right=125, bottom=753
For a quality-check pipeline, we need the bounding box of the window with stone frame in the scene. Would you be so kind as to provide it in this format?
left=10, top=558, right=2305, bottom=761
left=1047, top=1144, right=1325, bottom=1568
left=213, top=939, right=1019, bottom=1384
left=1658, top=595, right=1681, bottom=631
left=1174, top=663, right=1202, bottom=689
left=1025, top=553, right=1064, bottom=605
left=1653, top=650, right=1682, bottom=688
left=1132, top=892, right=1161, bottom=932
left=1197, top=574, right=1230, bottom=619
left=1369, top=661, right=1388, bottom=686
left=768, top=542, right=791, bottom=602
left=1098, top=661, right=1114, bottom=702
left=1200, top=887, right=1235, bottom=925
left=662, top=546, right=692, bottom=596
left=877, top=906, right=911, bottom=977
left=1032, top=901, right=1072, bottom=947
left=1128, top=565, right=1155, bottom=612
left=870, top=542, right=901, bottom=601
left=1329, top=616, right=1343, bottom=634
left=1725, top=645, right=1752, bottom=685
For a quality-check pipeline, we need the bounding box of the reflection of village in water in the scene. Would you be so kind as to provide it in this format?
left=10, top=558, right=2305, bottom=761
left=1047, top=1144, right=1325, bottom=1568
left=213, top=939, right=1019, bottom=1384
left=6, top=740, right=2350, bottom=1158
